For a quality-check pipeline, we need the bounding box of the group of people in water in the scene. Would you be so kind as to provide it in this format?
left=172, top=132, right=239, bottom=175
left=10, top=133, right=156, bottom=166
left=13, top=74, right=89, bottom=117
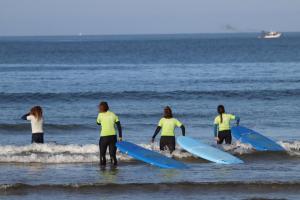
left=22, top=102, right=240, bottom=166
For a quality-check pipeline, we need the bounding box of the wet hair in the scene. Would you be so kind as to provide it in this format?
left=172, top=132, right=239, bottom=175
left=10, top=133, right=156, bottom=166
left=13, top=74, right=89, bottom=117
left=217, top=105, right=225, bottom=123
left=164, top=106, right=173, bottom=119
left=30, top=106, right=43, bottom=121
left=99, top=102, right=109, bottom=112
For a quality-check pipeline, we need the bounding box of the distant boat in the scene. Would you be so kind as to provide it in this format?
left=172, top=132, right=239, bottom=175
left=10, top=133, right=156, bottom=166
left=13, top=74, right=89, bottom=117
left=258, top=31, right=282, bottom=39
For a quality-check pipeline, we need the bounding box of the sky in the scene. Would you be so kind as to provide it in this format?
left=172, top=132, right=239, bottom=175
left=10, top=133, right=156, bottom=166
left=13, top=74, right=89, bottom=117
left=0, top=0, right=299, bottom=36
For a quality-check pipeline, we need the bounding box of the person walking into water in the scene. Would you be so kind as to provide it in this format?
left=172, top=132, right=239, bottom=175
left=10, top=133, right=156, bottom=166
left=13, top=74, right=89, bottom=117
left=214, top=105, right=240, bottom=144
left=21, top=106, right=44, bottom=144
left=96, top=102, right=122, bottom=166
left=152, top=106, right=185, bottom=153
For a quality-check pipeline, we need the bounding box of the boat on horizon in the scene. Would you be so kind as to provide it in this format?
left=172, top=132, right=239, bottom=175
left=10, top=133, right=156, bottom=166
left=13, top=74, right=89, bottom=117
left=258, top=31, right=282, bottom=39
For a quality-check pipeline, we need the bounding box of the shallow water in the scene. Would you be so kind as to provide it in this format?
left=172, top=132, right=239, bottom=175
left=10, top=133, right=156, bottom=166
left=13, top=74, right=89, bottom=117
left=0, top=33, right=300, bottom=199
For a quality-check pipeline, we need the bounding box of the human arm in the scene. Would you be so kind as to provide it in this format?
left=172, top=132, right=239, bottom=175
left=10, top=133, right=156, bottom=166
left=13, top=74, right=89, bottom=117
left=116, top=121, right=122, bottom=141
left=21, top=113, right=30, bottom=120
left=96, top=114, right=101, bottom=125
left=180, top=125, right=185, bottom=136
left=235, top=116, right=240, bottom=126
left=230, top=114, right=240, bottom=126
left=214, top=124, right=218, bottom=137
left=152, top=126, right=161, bottom=143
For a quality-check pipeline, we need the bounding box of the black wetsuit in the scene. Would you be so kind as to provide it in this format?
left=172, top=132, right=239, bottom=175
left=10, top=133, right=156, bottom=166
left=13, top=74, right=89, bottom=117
left=218, top=130, right=232, bottom=144
left=31, top=133, right=44, bottom=144
left=97, top=121, right=122, bottom=166
left=152, top=125, right=185, bottom=153
left=160, top=136, right=176, bottom=152
left=99, top=135, right=118, bottom=166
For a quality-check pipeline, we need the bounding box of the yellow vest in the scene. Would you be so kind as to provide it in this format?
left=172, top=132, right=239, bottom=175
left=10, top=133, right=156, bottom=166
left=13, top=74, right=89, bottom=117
left=158, top=118, right=182, bottom=136
left=214, top=113, right=236, bottom=131
left=96, top=111, right=119, bottom=136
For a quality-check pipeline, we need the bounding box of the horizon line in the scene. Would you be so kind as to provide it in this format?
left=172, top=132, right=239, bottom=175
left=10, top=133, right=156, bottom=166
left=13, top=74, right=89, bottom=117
left=1, top=31, right=300, bottom=38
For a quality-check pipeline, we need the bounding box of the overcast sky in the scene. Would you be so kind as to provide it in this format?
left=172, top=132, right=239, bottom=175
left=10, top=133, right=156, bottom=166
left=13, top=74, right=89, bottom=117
left=0, top=0, right=299, bottom=36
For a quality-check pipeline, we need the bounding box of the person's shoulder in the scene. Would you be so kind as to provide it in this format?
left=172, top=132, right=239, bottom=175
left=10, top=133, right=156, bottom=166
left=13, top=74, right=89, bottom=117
left=27, top=115, right=34, bottom=120
left=109, top=111, right=117, bottom=116
left=225, top=113, right=234, bottom=117
left=172, top=117, right=179, bottom=122
left=214, top=115, right=220, bottom=123
left=159, top=117, right=166, bottom=123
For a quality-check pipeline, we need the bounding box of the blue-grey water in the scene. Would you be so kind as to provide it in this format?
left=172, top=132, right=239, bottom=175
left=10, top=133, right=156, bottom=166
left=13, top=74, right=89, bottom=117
left=0, top=33, right=300, bottom=200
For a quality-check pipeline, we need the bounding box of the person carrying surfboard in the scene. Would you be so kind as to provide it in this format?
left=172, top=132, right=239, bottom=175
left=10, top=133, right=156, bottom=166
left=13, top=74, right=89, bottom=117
left=214, top=105, right=240, bottom=144
left=96, top=102, right=122, bottom=166
left=21, top=106, right=44, bottom=144
left=152, top=106, right=185, bottom=153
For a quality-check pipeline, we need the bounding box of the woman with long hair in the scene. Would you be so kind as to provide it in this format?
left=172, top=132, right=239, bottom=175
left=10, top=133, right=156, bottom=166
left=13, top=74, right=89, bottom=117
left=214, top=105, right=240, bottom=144
left=21, top=106, right=44, bottom=143
left=152, top=106, right=185, bottom=153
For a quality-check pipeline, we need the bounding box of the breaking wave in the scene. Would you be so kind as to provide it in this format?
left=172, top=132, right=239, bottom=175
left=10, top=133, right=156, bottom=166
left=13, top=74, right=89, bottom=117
left=0, top=141, right=298, bottom=164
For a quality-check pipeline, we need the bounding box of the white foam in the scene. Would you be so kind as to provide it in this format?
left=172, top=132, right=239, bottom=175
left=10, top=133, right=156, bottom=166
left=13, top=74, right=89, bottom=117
left=221, top=141, right=254, bottom=155
left=0, top=143, right=193, bottom=163
left=0, top=143, right=131, bottom=163
left=278, top=141, right=300, bottom=156
left=0, top=141, right=298, bottom=163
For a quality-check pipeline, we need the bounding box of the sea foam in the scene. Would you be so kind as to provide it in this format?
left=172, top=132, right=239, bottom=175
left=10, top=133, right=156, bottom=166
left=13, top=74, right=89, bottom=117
left=0, top=141, right=298, bottom=163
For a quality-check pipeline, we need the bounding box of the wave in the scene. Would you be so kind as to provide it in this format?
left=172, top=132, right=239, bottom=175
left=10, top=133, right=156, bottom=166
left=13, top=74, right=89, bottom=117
left=1, top=181, right=300, bottom=192
left=0, top=89, right=300, bottom=103
left=0, top=123, right=94, bottom=132
left=278, top=141, right=300, bottom=156
left=0, top=123, right=208, bottom=133
left=0, top=141, right=298, bottom=164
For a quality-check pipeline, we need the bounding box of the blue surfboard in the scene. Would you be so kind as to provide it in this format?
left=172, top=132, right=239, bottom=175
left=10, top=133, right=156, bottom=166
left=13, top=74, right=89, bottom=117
left=116, top=141, right=188, bottom=169
left=231, top=126, right=284, bottom=151
left=177, top=136, right=243, bottom=164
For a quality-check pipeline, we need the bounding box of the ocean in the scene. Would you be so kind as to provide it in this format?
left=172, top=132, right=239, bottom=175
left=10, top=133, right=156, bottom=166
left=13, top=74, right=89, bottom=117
left=0, top=33, right=300, bottom=199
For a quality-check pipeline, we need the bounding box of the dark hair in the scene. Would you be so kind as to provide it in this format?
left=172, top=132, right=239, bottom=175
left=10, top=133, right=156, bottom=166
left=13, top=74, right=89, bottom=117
left=99, top=102, right=109, bottom=112
left=30, top=106, right=43, bottom=121
left=217, top=105, right=225, bottom=123
left=164, top=106, right=173, bottom=119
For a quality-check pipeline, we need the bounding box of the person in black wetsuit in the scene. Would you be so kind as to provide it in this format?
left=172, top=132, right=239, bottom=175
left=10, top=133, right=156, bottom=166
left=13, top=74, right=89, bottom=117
left=152, top=106, right=185, bottom=153
left=96, top=102, right=122, bottom=166
left=214, top=105, right=240, bottom=144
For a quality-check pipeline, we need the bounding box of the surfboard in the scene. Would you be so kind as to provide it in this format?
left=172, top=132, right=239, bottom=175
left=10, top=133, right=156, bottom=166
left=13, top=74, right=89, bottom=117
left=177, top=136, right=243, bottom=164
left=231, top=126, right=284, bottom=151
left=116, top=141, right=188, bottom=169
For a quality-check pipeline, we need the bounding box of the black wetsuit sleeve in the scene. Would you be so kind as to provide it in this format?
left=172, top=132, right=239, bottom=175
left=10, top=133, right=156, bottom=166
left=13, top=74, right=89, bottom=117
left=21, top=113, right=30, bottom=120
left=96, top=122, right=101, bottom=125
left=152, top=126, right=161, bottom=139
left=236, top=116, right=240, bottom=126
left=180, top=125, right=185, bottom=136
left=116, top=121, right=122, bottom=138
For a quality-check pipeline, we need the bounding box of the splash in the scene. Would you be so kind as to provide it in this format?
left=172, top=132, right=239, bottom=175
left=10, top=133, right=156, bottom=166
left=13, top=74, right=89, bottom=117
left=278, top=141, right=300, bottom=156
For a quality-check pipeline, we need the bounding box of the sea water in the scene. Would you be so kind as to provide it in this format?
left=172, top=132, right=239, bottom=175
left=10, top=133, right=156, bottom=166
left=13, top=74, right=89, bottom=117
left=0, top=33, right=300, bottom=199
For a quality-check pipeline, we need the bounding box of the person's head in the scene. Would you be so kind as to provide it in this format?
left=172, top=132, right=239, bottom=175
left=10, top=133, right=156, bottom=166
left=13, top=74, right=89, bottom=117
left=30, top=106, right=43, bottom=121
left=164, top=106, right=173, bottom=119
left=217, top=105, right=225, bottom=115
left=99, top=101, right=109, bottom=113
left=217, top=105, right=225, bottom=123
